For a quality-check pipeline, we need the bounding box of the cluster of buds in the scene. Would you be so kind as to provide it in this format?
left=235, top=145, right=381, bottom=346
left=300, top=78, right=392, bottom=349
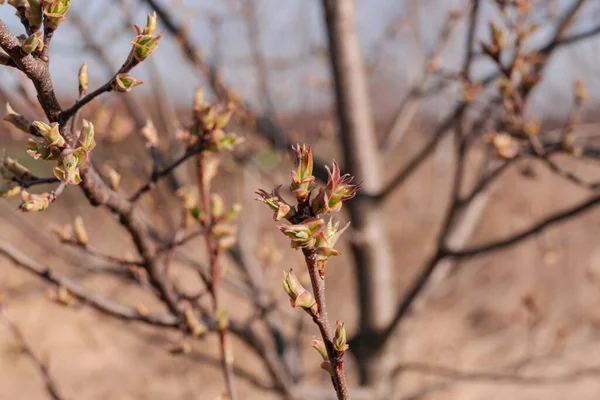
left=257, top=144, right=358, bottom=372
left=176, top=187, right=241, bottom=251
left=128, top=12, right=163, bottom=63
left=310, top=321, right=349, bottom=376
left=256, top=145, right=360, bottom=272
left=188, top=88, right=241, bottom=151
left=6, top=0, right=71, bottom=33
left=49, top=215, right=88, bottom=244
left=27, top=119, right=94, bottom=185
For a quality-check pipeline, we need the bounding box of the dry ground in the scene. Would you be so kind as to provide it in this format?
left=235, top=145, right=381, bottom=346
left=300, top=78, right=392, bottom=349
left=2, top=124, right=600, bottom=400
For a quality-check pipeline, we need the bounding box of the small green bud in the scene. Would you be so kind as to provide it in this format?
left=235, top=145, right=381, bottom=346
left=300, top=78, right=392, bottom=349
left=78, top=62, right=88, bottom=94
left=129, top=32, right=163, bottom=62
left=53, top=147, right=87, bottom=185
left=111, top=74, right=144, bottom=93
left=0, top=181, right=21, bottom=199
left=32, top=121, right=65, bottom=148
left=290, top=144, right=315, bottom=201
left=333, top=321, right=349, bottom=352
left=79, top=119, right=96, bottom=151
left=21, top=31, right=43, bottom=54
left=277, top=218, right=324, bottom=249
left=43, top=0, right=70, bottom=30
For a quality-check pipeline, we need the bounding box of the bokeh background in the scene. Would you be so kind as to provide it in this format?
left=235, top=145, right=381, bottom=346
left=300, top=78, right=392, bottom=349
left=2, top=0, right=600, bottom=399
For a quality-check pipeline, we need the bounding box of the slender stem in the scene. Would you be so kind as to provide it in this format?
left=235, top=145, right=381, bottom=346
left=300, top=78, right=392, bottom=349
left=59, top=81, right=112, bottom=124
left=129, top=142, right=205, bottom=202
left=302, top=248, right=350, bottom=400
left=196, top=152, right=238, bottom=400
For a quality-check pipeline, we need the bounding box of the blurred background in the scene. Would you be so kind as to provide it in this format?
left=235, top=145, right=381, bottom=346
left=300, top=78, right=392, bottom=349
left=2, top=0, right=600, bottom=399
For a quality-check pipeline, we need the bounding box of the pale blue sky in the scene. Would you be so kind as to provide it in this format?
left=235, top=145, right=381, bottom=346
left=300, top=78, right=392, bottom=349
left=1, top=0, right=599, bottom=118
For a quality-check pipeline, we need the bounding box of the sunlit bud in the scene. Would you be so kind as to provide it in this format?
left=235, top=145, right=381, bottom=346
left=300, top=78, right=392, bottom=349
left=53, top=147, right=87, bottom=185
left=79, top=119, right=96, bottom=151
left=4, top=103, right=32, bottom=133
left=214, top=102, right=235, bottom=129
left=144, top=12, right=157, bottom=35
left=312, top=160, right=361, bottom=215
left=290, top=144, right=315, bottom=201
left=184, top=307, right=206, bottom=337
left=215, top=308, right=228, bottom=331
left=333, top=321, right=349, bottom=352
left=32, top=121, right=65, bottom=147
left=130, top=32, right=163, bottom=62
left=311, top=338, right=328, bottom=361
left=574, top=79, right=588, bottom=104
left=48, top=224, right=72, bottom=242
left=73, top=215, right=88, bottom=245
left=78, top=62, right=88, bottom=94
left=111, top=74, right=144, bottom=93
left=277, top=218, right=324, bottom=249
left=282, top=269, right=318, bottom=313
left=140, top=120, right=158, bottom=147
left=255, top=185, right=294, bottom=221
left=21, top=31, right=43, bottom=54
left=26, top=138, right=60, bottom=160
left=43, top=0, right=70, bottom=30
left=19, top=190, right=51, bottom=212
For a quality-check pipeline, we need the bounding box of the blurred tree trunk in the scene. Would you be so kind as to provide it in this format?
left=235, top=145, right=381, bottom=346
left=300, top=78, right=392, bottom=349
left=321, top=0, right=396, bottom=393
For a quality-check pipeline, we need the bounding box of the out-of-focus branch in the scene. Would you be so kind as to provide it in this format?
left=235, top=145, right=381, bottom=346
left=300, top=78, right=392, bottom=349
left=139, top=0, right=330, bottom=181
left=0, top=240, right=178, bottom=326
left=0, top=304, right=66, bottom=400
left=445, top=191, right=600, bottom=258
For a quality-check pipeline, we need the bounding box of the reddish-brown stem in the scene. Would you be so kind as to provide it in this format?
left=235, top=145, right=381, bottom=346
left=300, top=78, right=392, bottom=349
left=196, top=152, right=238, bottom=400
left=302, top=248, right=349, bottom=400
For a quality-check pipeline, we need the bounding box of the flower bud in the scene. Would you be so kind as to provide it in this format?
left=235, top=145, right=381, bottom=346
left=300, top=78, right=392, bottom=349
left=53, top=147, right=87, bottom=185
left=140, top=120, right=158, bottom=147
left=19, top=190, right=51, bottom=212
left=255, top=185, right=294, bottom=221
left=215, top=308, right=228, bottom=331
left=311, top=160, right=361, bottom=215
left=32, top=121, right=65, bottom=147
left=79, top=119, right=96, bottom=151
left=73, top=215, right=88, bottom=245
left=21, top=31, right=43, bottom=54
left=290, top=144, right=315, bottom=201
left=277, top=218, right=324, bottom=249
left=111, top=74, right=144, bottom=93
left=333, top=321, right=349, bottom=352
left=103, top=165, right=121, bottom=191
left=282, top=269, right=318, bottom=313
left=129, top=31, right=163, bottom=62
left=311, top=338, right=328, bottom=361
left=4, top=103, right=32, bottom=133
left=43, top=0, right=71, bottom=30
left=144, top=12, right=157, bottom=36
left=78, top=62, right=88, bottom=94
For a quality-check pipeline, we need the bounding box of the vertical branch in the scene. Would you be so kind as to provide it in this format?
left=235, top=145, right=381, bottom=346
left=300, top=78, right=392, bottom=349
left=196, top=153, right=238, bottom=399
left=321, top=0, right=395, bottom=389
